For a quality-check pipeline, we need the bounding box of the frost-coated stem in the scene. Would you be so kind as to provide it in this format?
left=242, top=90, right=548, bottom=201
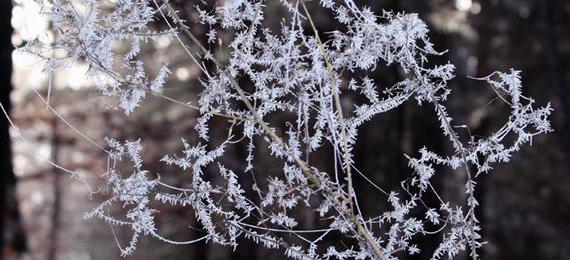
left=302, top=2, right=385, bottom=259
left=433, top=102, right=479, bottom=260
left=355, top=217, right=388, bottom=260
left=301, top=0, right=355, bottom=213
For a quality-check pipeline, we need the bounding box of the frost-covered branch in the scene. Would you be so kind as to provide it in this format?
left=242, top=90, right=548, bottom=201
left=18, top=0, right=553, bottom=259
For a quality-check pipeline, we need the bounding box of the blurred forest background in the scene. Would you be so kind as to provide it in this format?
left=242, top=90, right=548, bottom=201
left=1, top=0, right=569, bottom=259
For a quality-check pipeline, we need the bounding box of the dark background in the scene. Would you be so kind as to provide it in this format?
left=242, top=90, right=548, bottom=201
left=1, top=0, right=569, bottom=259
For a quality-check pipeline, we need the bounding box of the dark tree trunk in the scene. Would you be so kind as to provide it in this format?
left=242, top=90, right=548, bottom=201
left=1, top=0, right=27, bottom=259
left=541, top=0, right=570, bottom=158
left=48, top=119, right=61, bottom=260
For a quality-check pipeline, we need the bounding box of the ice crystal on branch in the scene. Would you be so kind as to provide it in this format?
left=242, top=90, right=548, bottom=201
left=22, top=0, right=553, bottom=259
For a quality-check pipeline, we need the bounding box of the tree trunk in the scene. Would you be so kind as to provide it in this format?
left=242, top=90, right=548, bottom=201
left=1, top=0, right=27, bottom=259
left=48, top=119, right=61, bottom=260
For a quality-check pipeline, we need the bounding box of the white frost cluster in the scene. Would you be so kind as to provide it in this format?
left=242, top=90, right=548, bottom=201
left=22, top=0, right=175, bottom=114
left=22, top=0, right=552, bottom=259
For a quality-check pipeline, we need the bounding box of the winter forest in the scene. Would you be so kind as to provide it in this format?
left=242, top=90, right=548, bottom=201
left=1, top=0, right=569, bottom=259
